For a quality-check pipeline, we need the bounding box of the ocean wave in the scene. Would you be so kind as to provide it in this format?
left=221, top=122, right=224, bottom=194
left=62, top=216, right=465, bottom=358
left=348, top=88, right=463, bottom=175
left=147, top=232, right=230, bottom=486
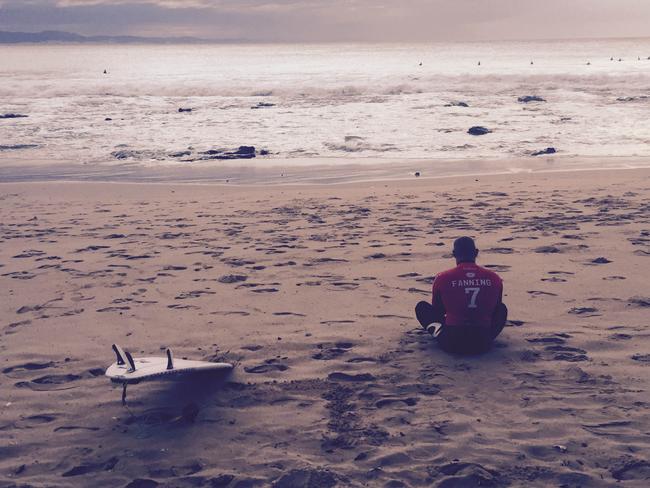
left=1, top=73, right=648, bottom=101
left=324, top=136, right=399, bottom=153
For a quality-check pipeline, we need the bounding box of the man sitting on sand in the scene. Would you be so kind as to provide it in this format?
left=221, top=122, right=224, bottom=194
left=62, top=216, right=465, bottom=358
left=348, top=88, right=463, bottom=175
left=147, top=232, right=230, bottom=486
left=415, top=237, right=508, bottom=354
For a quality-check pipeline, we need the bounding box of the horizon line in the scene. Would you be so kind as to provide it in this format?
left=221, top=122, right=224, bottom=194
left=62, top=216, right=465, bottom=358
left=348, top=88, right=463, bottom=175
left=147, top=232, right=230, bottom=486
left=1, top=30, right=650, bottom=46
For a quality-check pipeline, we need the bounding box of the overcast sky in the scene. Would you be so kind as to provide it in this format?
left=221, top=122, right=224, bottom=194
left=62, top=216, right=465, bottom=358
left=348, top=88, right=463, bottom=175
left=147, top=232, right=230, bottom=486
left=1, top=0, right=650, bottom=42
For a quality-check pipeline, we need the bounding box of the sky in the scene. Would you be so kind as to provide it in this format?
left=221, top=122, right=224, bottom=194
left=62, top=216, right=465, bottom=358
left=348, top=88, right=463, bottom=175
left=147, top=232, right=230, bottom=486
left=1, top=0, right=650, bottom=42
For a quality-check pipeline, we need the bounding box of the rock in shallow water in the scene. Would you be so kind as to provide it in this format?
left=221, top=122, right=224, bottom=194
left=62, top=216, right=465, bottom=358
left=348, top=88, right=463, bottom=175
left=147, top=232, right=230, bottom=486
left=199, top=146, right=256, bottom=160
left=531, top=147, right=556, bottom=156
left=251, top=102, right=276, bottom=109
left=468, top=126, right=491, bottom=136
left=518, top=95, right=546, bottom=103
left=445, top=101, right=469, bottom=107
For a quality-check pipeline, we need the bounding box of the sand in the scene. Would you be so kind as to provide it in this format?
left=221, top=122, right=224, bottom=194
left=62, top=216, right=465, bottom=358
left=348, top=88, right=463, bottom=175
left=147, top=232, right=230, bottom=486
left=1, top=168, right=649, bottom=487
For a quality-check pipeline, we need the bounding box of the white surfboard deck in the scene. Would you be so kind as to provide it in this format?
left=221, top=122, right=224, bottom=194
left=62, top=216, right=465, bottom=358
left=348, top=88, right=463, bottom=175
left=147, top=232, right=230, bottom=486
left=106, top=345, right=233, bottom=384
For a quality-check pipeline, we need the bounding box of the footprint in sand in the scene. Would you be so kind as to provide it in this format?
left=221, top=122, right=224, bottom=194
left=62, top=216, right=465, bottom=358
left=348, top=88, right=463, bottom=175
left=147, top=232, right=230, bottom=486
left=218, top=274, right=248, bottom=284
left=97, top=306, right=130, bottom=312
left=328, top=372, right=376, bottom=382
left=244, top=361, right=288, bottom=374
left=431, top=462, right=500, bottom=487
left=506, top=319, right=525, bottom=327
left=586, top=257, right=612, bottom=265
left=124, top=479, right=159, bottom=488
left=62, top=457, right=119, bottom=478
left=374, top=397, right=418, bottom=408
left=12, top=250, right=47, bottom=258
left=346, top=357, right=377, bottom=363
left=3, top=361, right=56, bottom=374
left=484, top=264, right=511, bottom=272
left=628, top=297, right=650, bottom=308
left=174, top=290, right=216, bottom=299
left=545, top=345, right=589, bottom=362
left=312, top=342, right=354, bottom=360
left=526, top=336, right=567, bottom=345
left=527, top=290, right=559, bottom=297
left=568, top=307, right=599, bottom=316
left=329, top=282, right=359, bottom=291
left=484, top=247, right=515, bottom=254
left=251, top=287, right=279, bottom=293
left=17, top=414, right=61, bottom=428
left=366, top=253, right=387, bottom=259
left=534, top=246, right=562, bottom=254
left=4, top=319, right=32, bottom=335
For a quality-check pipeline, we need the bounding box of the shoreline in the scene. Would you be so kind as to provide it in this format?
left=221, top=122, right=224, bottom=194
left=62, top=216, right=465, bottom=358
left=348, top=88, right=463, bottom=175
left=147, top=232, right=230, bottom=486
left=1, top=154, right=649, bottom=186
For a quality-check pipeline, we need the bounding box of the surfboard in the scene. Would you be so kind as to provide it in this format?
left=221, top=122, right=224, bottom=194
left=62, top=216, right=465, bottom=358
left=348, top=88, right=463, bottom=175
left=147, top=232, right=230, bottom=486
left=106, top=344, right=233, bottom=404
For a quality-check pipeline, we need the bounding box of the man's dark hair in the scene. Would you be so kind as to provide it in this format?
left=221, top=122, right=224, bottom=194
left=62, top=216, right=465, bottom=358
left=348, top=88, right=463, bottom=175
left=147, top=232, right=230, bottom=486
left=453, top=236, right=478, bottom=262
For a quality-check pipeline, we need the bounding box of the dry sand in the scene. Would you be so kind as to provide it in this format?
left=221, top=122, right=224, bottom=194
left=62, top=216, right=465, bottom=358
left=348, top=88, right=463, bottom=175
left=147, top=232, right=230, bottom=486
left=1, top=168, right=649, bottom=487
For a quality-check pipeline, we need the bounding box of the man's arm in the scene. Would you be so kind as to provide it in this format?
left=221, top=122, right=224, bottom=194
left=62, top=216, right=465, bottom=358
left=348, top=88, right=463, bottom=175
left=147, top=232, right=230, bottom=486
left=431, top=276, right=446, bottom=324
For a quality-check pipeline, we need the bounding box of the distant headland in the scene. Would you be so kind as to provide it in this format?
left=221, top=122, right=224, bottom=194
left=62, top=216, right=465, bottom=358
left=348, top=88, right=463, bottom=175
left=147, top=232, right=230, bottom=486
left=0, top=30, right=243, bottom=44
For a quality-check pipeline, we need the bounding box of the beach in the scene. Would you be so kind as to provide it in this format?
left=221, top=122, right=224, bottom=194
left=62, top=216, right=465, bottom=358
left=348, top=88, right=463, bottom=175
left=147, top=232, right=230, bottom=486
left=1, top=167, right=649, bottom=487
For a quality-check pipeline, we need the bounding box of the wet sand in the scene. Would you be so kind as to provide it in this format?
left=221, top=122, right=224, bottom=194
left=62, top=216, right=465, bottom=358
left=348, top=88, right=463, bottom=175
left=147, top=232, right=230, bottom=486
left=1, top=168, right=649, bottom=487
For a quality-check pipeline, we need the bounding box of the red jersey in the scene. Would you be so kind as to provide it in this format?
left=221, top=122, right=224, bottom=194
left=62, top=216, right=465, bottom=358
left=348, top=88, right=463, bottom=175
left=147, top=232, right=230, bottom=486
left=432, top=262, right=503, bottom=327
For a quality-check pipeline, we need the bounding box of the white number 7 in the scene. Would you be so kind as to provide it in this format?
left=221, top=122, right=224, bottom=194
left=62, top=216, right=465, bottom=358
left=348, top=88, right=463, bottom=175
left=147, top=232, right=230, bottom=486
left=465, top=287, right=480, bottom=308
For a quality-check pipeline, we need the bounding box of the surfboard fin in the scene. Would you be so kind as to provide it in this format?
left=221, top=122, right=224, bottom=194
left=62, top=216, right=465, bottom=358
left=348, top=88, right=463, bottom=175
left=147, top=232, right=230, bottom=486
left=112, top=344, right=126, bottom=366
left=166, top=349, right=174, bottom=370
left=124, top=351, right=136, bottom=373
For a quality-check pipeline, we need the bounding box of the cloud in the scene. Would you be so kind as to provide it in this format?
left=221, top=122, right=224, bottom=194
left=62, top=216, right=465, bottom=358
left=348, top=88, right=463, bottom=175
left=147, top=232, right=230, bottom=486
left=1, top=0, right=650, bottom=41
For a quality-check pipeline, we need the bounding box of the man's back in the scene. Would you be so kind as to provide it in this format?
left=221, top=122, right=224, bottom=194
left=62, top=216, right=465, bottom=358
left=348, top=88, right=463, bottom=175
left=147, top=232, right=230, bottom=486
left=432, top=262, right=503, bottom=327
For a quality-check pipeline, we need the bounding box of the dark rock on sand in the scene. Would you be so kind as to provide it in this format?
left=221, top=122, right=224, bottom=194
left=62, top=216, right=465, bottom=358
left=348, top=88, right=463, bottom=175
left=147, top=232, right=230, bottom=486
left=518, top=95, right=546, bottom=103
left=178, top=108, right=193, bottom=113
left=468, top=126, right=491, bottom=136
left=200, top=146, right=256, bottom=160
left=531, top=147, right=556, bottom=156
left=445, top=101, right=469, bottom=107
left=0, top=113, right=28, bottom=119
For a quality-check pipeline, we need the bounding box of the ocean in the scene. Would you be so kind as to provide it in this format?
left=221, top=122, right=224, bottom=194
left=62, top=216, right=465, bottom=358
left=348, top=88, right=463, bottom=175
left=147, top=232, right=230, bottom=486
left=1, top=38, right=649, bottom=180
